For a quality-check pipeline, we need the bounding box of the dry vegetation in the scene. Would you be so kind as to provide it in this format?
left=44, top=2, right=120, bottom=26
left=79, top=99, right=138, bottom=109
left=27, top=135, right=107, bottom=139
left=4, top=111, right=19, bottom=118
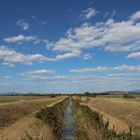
left=0, top=96, right=45, bottom=104
left=79, top=96, right=140, bottom=135
left=0, top=96, right=65, bottom=128
left=0, top=96, right=66, bottom=140
left=0, top=94, right=140, bottom=140
left=72, top=99, right=102, bottom=140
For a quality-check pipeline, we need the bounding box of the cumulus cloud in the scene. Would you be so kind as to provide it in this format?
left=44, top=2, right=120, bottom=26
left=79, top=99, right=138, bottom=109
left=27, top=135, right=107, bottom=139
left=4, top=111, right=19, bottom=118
left=80, top=7, right=97, bottom=19
left=16, top=20, right=30, bottom=30
left=44, top=11, right=140, bottom=60
left=0, top=45, right=83, bottom=67
left=53, top=51, right=81, bottom=61
left=70, top=65, right=140, bottom=73
left=130, top=11, right=140, bottom=21
left=3, top=11, right=140, bottom=63
left=127, top=52, right=140, bottom=59
left=5, top=11, right=140, bottom=61
left=4, top=35, right=39, bottom=44
left=0, top=46, right=47, bottom=66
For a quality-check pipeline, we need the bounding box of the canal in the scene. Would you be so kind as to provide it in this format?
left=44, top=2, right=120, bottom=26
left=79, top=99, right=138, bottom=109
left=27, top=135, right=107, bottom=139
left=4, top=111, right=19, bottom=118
left=61, top=99, right=75, bottom=140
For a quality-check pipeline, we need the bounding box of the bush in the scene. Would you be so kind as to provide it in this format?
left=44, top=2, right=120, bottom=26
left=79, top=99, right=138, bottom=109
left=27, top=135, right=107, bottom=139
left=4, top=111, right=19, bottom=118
left=36, top=98, right=68, bottom=139
left=123, top=94, right=134, bottom=98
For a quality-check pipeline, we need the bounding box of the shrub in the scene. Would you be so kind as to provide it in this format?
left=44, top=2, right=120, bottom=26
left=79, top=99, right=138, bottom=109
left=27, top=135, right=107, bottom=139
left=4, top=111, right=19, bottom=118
left=123, top=94, right=134, bottom=99
left=36, top=98, right=68, bottom=139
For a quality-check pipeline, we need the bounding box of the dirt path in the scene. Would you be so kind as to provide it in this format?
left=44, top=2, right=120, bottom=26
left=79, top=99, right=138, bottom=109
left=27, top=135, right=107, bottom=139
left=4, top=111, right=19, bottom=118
left=0, top=97, right=66, bottom=140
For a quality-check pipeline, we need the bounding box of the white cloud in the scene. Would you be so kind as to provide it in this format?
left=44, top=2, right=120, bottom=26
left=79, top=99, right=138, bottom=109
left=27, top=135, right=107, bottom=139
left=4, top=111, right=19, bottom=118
left=80, top=7, right=97, bottom=19
left=4, top=11, right=140, bottom=62
left=71, top=66, right=110, bottom=73
left=48, top=82, right=65, bottom=85
left=21, top=69, right=55, bottom=77
left=70, top=65, right=140, bottom=73
left=127, top=52, right=140, bottom=59
left=83, top=53, right=92, bottom=59
left=21, top=73, right=99, bottom=82
left=130, top=11, right=140, bottom=21
left=0, top=46, right=47, bottom=66
left=19, top=72, right=140, bottom=92
left=2, top=62, right=15, bottom=67
left=4, top=35, right=38, bottom=44
left=0, top=45, right=82, bottom=67
left=2, top=11, right=140, bottom=63
left=24, top=75, right=69, bottom=81
left=46, top=11, right=140, bottom=59
left=16, top=20, right=30, bottom=30
left=53, top=51, right=81, bottom=61
left=108, top=73, right=140, bottom=77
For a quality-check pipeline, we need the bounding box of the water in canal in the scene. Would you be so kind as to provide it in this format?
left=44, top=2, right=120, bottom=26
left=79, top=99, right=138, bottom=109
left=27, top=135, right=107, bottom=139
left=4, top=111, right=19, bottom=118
left=62, top=99, right=75, bottom=140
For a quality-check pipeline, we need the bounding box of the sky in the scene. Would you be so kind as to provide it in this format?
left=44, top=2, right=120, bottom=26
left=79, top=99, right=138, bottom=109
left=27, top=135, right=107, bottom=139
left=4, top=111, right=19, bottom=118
left=0, top=0, right=140, bottom=93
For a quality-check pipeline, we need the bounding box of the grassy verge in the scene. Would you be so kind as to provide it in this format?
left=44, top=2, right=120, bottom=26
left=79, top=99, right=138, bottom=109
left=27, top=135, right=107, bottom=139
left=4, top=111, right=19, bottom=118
left=72, top=99, right=102, bottom=140
left=34, top=98, right=68, bottom=140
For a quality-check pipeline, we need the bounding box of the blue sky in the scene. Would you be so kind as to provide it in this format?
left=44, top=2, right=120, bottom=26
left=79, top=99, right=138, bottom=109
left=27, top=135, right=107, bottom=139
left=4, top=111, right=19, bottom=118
left=0, top=0, right=140, bottom=93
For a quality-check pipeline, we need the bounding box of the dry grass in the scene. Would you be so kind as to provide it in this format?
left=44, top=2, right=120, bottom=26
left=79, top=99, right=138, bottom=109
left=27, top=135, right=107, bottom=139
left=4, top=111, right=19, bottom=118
left=0, top=96, right=66, bottom=140
left=79, top=96, right=140, bottom=135
left=0, top=96, right=65, bottom=129
left=20, top=116, right=56, bottom=140
left=72, top=100, right=102, bottom=140
left=0, top=96, right=47, bottom=104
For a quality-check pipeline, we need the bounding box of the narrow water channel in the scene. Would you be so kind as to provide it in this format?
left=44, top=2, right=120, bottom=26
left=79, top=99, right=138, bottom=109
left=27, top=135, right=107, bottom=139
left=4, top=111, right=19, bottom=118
left=61, top=99, right=75, bottom=140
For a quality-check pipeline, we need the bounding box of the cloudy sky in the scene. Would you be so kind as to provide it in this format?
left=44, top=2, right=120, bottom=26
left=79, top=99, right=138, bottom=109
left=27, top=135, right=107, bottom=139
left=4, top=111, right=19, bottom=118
left=0, top=0, right=140, bottom=93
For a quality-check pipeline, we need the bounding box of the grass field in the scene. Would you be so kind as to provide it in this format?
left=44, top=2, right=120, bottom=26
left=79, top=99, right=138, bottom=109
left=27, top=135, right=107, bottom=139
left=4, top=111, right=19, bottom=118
left=79, top=95, right=140, bottom=135
left=0, top=96, right=48, bottom=103
left=0, top=95, right=140, bottom=140
left=0, top=95, right=66, bottom=140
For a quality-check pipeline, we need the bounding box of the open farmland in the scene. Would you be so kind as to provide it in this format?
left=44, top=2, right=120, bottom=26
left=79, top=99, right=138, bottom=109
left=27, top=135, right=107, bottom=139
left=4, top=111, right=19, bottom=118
left=0, top=95, right=67, bottom=140
left=0, top=96, right=47, bottom=104
left=78, top=95, right=140, bottom=135
left=0, top=95, right=140, bottom=140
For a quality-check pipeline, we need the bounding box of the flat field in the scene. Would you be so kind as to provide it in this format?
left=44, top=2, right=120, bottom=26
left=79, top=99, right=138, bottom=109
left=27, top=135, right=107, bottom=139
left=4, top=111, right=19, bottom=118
left=0, top=95, right=66, bottom=140
left=79, top=95, right=140, bottom=134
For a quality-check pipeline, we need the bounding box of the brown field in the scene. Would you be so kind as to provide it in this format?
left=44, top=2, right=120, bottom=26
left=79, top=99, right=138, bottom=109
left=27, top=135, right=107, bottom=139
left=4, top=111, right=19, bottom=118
left=0, top=95, right=140, bottom=140
left=79, top=96, right=140, bottom=135
left=0, top=96, right=47, bottom=104
left=0, top=96, right=66, bottom=140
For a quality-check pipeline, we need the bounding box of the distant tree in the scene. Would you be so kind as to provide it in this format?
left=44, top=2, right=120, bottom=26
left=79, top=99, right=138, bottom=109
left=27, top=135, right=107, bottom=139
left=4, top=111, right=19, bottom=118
left=84, top=91, right=96, bottom=97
